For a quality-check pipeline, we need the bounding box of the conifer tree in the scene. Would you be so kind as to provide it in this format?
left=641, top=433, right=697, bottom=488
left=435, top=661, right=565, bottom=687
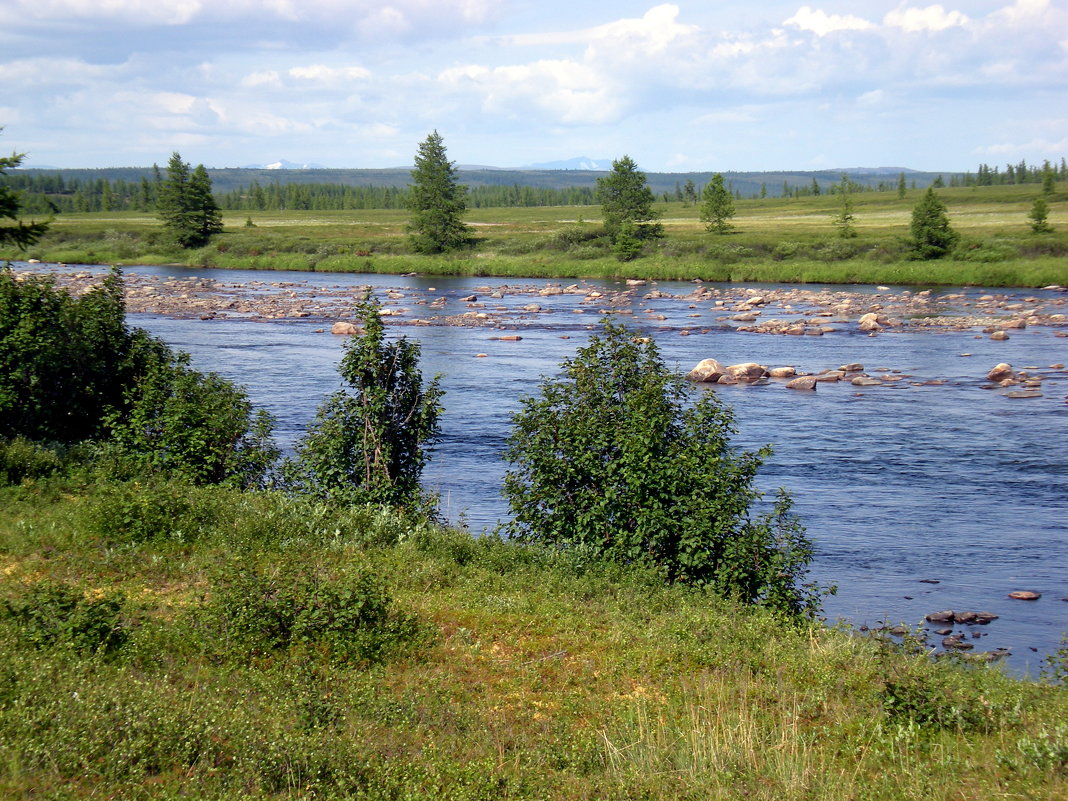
left=0, top=136, right=50, bottom=250
left=156, top=152, right=223, bottom=248
left=908, top=187, right=958, bottom=259
left=406, top=131, right=471, bottom=253
left=1029, top=197, right=1053, bottom=233
left=699, top=173, right=736, bottom=234
left=595, top=155, right=662, bottom=244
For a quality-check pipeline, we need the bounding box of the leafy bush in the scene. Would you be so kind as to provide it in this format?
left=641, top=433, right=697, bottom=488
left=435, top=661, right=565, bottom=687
left=501, top=319, right=821, bottom=616
left=201, top=562, right=425, bottom=664
left=0, top=437, right=64, bottom=484
left=284, top=291, right=442, bottom=510
left=0, top=267, right=146, bottom=443
left=771, top=241, right=806, bottom=261
left=103, top=351, right=278, bottom=488
left=999, top=724, right=1068, bottom=774
left=3, top=580, right=128, bottom=655
left=0, top=267, right=278, bottom=487
left=83, top=479, right=219, bottom=544
left=953, top=240, right=1015, bottom=263
left=880, top=659, right=1021, bottom=733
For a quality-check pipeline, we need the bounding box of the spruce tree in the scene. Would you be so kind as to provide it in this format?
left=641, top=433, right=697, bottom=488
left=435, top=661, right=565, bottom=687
left=596, top=155, right=662, bottom=244
left=157, top=152, right=223, bottom=248
left=909, top=187, right=958, bottom=259
left=406, top=131, right=471, bottom=253
left=699, top=173, right=736, bottom=234
left=0, top=140, right=50, bottom=250
left=1029, top=197, right=1053, bottom=233
left=833, top=174, right=857, bottom=238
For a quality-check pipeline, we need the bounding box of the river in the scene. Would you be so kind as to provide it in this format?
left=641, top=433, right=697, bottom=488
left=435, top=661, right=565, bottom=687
left=14, top=262, right=1068, bottom=675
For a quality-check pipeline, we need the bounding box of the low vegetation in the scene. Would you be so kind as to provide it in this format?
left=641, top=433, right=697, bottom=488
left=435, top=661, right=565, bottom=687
left=1, top=475, right=1067, bottom=800
left=4, top=182, right=1065, bottom=287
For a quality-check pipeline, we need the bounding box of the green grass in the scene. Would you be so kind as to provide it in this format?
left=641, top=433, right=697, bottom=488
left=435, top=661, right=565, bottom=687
left=1, top=476, right=1067, bottom=799
left=5, top=184, right=1068, bottom=286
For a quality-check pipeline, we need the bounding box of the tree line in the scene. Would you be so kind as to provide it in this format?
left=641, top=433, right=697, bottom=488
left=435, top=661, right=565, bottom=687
left=1, top=172, right=598, bottom=214
left=6, top=157, right=1064, bottom=217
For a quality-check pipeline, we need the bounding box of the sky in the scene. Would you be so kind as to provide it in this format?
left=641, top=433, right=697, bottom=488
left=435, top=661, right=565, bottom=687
left=1, top=0, right=1066, bottom=172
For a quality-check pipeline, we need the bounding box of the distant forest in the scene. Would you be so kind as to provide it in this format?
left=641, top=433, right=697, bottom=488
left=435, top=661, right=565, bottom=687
left=5, top=158, right=1065, bottom=215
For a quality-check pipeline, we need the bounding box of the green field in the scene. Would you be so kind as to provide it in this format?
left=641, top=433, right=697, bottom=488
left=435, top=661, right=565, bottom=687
left=2, top=479, right=1067, bottom=800
left=6, top=183, right=1067, bottom=287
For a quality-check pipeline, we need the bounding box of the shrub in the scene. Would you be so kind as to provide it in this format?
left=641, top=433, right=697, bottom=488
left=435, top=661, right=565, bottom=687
left=0, top=437, right=64, bottom=484
left=0, top=267, right=142, bottom=443
left=880, top=658, right=1022, bottom=733
left=0, top=268, right=278, bottom=487
left=284, top=291, right=442, bottom=510
left=83, top=479, right=219, bottom=545
left=201, top=563, right=424, bottom=664
left=501, top=319, right=821, bottom=616
left=3, top=580, right=128, bottom=655
left=103, top=351, right=278, bottom=488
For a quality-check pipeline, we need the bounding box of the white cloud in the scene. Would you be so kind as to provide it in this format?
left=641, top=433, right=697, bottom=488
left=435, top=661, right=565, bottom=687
left=784, top=6, right=874, bottom=36
left=584, top=4, right=699, bottom=57
left=2, top=0, right=498, bottom=31
left=883, top=4, right=969, bottom=32
left=857, top=89, right=886, bottom=105
left=439, top=60, right=623, bottom=125
left=288, top=65, right=371, bottom=83
left=241, top=70, right=282, bottom=88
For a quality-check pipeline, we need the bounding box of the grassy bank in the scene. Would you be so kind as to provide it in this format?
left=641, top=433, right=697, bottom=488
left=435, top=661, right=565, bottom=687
left=1, top=475, right=1067, bottom=800
left=6, top=184, right=1067, bottom=287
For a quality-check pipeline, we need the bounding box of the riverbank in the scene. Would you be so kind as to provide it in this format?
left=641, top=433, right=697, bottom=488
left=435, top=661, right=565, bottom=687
left=1, top=479, right=1066, bottom=800
left=6, top=183, right=1068, bottom=287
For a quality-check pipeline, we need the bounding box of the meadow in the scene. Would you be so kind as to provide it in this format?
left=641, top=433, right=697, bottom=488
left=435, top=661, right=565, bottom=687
left=2, top=477, right=1067, bottom=800
left=8, top=183, right=1067, bottom=287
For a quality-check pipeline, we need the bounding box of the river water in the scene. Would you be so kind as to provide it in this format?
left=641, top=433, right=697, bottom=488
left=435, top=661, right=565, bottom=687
left=17, top=263, right=1068, bottom=674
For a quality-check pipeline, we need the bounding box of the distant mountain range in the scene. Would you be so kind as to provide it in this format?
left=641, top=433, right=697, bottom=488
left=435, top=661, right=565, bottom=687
left=242, top=159, right=328, bottom=170
left=520, top=157, right=615, bottom=171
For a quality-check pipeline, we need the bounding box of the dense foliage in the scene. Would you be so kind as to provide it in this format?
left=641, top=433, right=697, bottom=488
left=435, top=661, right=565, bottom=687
left=285, top=292, right=443, bottom=509
left=0, top=268, right=155, bottom=443
left=157, top=152, right=223, bottom=248
left=0, top=268, right=276, bottom=486
left=502, top=319, right=820, bottom=615
left=406, top=131, right=471, bottom=253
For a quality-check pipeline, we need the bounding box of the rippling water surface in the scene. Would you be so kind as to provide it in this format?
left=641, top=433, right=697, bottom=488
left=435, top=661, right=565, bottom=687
left=28, top=264, right=1068, bottom=674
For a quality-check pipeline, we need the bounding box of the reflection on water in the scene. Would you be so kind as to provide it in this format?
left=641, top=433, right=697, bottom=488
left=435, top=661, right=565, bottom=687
left=21, top=263, right=1068, bottom=675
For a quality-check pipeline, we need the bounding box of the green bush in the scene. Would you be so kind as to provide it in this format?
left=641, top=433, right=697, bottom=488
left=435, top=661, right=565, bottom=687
left=103, top=351, right=278, bottom=488
left=2, top=580, right=128, bottom=655
left=83, top=479, right=219, bottom=544
left=0, top=437, right=64, bottom=484
left=200, top=562, right=425, bottom=664
left=502, top=319, right=821, bottom=616
left=953, top=240, right=1015, bottom=263
left=284, top=291, right=442, bottom=510
left=880, top=659, right=1022, bottom=733
left=0, top=268, right=278, bottom=487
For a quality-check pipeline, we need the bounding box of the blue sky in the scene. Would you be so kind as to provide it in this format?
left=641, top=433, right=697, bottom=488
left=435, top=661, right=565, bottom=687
left=1, top=1, right=1065, bottom=172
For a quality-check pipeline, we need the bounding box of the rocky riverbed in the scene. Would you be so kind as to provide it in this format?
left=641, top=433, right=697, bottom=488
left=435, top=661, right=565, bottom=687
left=12, top=265, right=1068, bottom=405
left=14, top=266, right=1068, bottom=335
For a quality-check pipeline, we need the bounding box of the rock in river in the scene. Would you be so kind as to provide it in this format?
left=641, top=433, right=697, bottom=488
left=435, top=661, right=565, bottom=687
left=686, top=358, right=725, bottom=383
